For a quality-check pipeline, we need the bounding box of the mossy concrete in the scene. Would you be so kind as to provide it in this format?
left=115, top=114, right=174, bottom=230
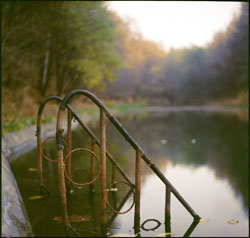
left=2, top=152, right=34, bottom=237
left=1, top=118, right=80, bottom=237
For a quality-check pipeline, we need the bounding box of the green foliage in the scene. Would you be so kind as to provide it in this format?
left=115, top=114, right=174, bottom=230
left=76, top=101, right=146, bottom=119
left=2, top=1, right=248, bottom=130
left=64, top=2, right=121, bottom=89
left=70, top=59, right=103, bottom=87
left=2, top=115, right=52, bottom=135
left=2, top=1, right=121, bottom=98
left=2, top=100, right=146, bottom=135
left=136, top=97, right=147, bottom=106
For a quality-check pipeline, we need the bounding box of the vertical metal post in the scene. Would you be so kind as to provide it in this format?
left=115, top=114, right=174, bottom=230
left=89, top=135, right=97, bottom=234
left=111, top=163, right=117, bottom=211
left=134, top=149, right=142, bottom=233
left=91, top=138, right=95, bottom=180
left=36, top=102, right=44, bottom=189
left=57, top=109, right=69, bottom=228
left=37, top=129, right=43, bottom=187
left=165, top=185, right=171, bottom=236
left=100, top=109, right=107, bottom=233
left=149, top=163, right=200, bottom=220
left=89, top=138, right=96, bottom=194
left=67, top=110, right=72, bottom=184
left=57, top=148, right=69, bottom=227
left=37, top=115, right=48, bottom=193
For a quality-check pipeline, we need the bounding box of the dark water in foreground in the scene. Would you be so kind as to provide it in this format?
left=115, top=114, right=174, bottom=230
left=11, top=110, right=249, bottom=237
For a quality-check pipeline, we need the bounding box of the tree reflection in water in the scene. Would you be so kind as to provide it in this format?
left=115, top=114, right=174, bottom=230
left=11, top=110, right=248, bottom=237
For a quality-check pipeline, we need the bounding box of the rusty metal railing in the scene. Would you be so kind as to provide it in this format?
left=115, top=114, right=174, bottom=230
left=36, top=90, right=201, bottom=236
left=36, top=96, right=133, bottom=192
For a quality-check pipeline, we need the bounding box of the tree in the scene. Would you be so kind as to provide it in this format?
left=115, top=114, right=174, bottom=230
left=2, top=1, right=121, bottom=101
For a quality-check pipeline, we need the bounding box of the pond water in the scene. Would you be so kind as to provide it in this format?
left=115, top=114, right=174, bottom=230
left=11, top=110, right=249, bottom=237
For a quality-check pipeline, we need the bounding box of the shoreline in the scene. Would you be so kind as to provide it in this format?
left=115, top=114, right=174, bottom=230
left=1, top=105, right=248, bottom=237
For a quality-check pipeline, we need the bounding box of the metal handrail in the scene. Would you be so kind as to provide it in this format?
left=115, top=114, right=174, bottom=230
left=37, top=90, right=201, bottom=235
left=36, top=96, right=134, bottom=191
left=56, top=89, right=200, bottom=221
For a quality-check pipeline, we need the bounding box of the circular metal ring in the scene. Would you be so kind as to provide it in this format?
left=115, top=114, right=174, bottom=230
left=42, top=136, right=67, bottom=163
left=107, top=180, right=135, bottom=214
left=64, top=148, right=100, bottom=187
left=141, top=219, right=161, bottom=231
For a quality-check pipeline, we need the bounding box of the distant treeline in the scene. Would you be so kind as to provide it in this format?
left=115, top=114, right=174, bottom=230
left=2, top=2, right=248, bottom=107
left=104, top=2, right=248, bottom=105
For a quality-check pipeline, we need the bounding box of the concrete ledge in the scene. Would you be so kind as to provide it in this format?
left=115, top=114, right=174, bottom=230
left=3, top=120, right=57, bottom=162
left=1, top=152, right=34, bottom=237
left=1, top=118, right=80, bottom=237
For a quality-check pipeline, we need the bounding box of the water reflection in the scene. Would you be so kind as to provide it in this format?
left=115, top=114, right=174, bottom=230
left=10, top=110, right=248, bottom=237
left=110, top=111, right=248, bottom=211
left=124, top=161, right=248, bottom=237
left=105, top=111, right=248, bottom=237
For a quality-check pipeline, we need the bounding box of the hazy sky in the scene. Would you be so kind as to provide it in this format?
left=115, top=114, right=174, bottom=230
left=106, top=1, right=241, bottom=52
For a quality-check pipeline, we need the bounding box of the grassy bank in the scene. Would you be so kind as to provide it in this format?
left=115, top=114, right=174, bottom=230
left=2, top=115, right=53, bottom=135
left=2, top=98, right=248, bottom=136
left=1, top=101, right=147, bottom=136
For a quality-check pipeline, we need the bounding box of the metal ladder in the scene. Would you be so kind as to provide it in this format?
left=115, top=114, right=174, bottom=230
left=36, top=89, right=201, bottom=236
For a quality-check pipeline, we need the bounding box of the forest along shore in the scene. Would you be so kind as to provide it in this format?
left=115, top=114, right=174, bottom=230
left=2, top=2, right=248, bottom=139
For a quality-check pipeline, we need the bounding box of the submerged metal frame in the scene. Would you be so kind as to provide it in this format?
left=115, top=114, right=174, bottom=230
left=36, top=89, right=201, bottom=235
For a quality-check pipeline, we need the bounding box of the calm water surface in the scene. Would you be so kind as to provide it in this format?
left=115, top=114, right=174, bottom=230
left=11, top=110, right=249, bottom=237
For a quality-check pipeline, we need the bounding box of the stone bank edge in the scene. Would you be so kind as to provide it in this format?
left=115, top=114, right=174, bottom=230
left=2, top=119, right=79, bottom=237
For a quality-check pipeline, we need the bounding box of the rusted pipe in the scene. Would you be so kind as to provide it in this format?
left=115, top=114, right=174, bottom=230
left=36, top=123, right=44, bottom=188
left=57, top=89, right=200, bottom=220
left=111, top=162, right=117, bottom=210
left=69, top=107, right=134, bottom=187
left=56, top=107, right=69, bottom=227
left=36, top=95, right=131, bottom=190
left=64, top=148, right=100, bottom=187
left=67, top=110, right=72, bottom=184
left=165, top=185, right=171, bottom=221
left=149, top=163, right=200, bottom=220
left=165, top=185, right=171, bottom=236
left=134, top=149, right=142, bottom=228
left=37, top=92, right=132, bottom=187
left=36, top=96, right=63, bottom=191
left=100, top=109, right=107, bottom=230
left=90, top=138, right=95, bottom=181
left=89, top=138, right=96, bottom=193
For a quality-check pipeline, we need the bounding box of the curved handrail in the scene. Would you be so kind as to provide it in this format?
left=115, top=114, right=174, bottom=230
left=36, top=96, right=63, bottom=190
left=56, top=89, right=201, bottom=220
left=36, top=95, right=134, bottom=190
left=58, top=90, right=148, bottom=161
